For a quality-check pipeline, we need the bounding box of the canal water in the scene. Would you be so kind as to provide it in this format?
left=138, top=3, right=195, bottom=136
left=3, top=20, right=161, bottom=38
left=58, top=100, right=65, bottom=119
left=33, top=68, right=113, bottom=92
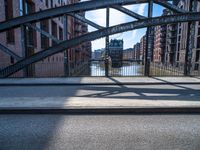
left=90, top=62, right=143, bottom=76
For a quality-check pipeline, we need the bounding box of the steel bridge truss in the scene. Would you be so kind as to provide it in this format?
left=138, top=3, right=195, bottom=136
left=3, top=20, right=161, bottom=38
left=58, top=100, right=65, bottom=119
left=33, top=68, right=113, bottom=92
left=0, top=0, right=199, bottom=77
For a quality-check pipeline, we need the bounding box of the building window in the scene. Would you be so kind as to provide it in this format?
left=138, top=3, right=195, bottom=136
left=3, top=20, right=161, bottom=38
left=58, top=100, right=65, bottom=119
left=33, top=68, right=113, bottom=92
left=19, top=0, right=23, bottom=16
left=5, top=0, right=15, bottom=44
left=177, top=53, right=180, bottom=61
left=51, top=21, right=57, bottom=46
left=59, top=27, right=63, bottom=40
left=50, top=0, right=53, bottom=8
left=177, top=43, right=180, bottom=52
left=45, top=0, right=49, bottom=7
left=40, top=20, right=49, bottom=49
left=26, top=1, right=37, bottom=48
left=196, top=50, right=200, bottom=62
left=194, top=50, right=199, bottom=71
left=178, top=36, right=181, bottom=42
left=10, top=56, right=14, bottom=64
left=197, top=37, right=200, bottom=49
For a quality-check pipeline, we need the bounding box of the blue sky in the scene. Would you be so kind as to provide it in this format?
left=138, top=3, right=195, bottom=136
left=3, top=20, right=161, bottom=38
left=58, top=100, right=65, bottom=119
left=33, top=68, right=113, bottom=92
left=81, top=1, right=164, bottom=51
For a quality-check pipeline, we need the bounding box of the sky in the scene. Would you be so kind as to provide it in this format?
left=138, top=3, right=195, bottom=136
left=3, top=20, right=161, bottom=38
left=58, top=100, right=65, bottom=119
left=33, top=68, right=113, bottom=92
left=81, top=0, right=164, bottom=51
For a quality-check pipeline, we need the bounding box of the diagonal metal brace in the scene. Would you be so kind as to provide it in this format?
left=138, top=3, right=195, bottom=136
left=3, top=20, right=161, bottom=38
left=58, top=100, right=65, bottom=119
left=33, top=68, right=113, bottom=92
left=1, top=12, right=200, bottom=77
left=112, top=5, right=146, bottom=20
left=0, top=0, right=190, bottom=32
left=69, top=13, right=104, bottom=29
left=0, top=43, right=21, bottom=61
left=25, top=23, right=61, bottom=43
left=154, top=0, right=188, bottom=13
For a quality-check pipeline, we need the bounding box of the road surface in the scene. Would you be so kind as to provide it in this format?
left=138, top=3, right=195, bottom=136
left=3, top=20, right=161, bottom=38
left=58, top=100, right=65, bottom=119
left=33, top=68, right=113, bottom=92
left=0, top=84, right=200, bottom=108
left=0, top=114, right=200, bottom=150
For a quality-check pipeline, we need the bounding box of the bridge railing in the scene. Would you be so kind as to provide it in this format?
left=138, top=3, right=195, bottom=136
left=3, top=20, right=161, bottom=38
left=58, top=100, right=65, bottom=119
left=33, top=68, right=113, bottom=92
left=150, top=62, right=185, bottom=76
left=1, top=60, right=200, bottom=78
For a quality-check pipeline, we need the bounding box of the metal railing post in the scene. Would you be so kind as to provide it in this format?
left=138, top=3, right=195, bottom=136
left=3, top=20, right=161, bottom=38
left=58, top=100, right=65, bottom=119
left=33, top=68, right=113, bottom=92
left=105, top=7, right=110, bottom=77
left=21, top=0, right=28, bottom=77
left=184, top=0, right=197, bottom=76
left=145, top=0, right=153, bottom=76
left=64, top=14, right=70, bottom=77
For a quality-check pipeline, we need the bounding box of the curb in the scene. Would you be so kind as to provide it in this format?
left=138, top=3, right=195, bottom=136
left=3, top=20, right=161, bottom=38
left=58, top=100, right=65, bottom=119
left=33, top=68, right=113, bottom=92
left=0, top=107, right=200, bottom=114
left=0, top=82, right=200, bottom=86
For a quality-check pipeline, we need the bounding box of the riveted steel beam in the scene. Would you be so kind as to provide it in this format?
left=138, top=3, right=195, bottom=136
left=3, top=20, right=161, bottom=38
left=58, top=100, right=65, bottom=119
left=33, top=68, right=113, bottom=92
left=184, top=0, right=198, bottom=76
left=1, top=12, right=200, bottom=77
left=112, top=5, right=146, bottom=20
left=0, top=44, right=21, bottom=61
left=0, top=0, right=147, bottom=32
left=69, top=13, right=104, bottom=29
left=25, top=23, right=60, bottom=43
left=0, top=0, right=184, bottom=32
left=145, top=0, right=153, bottom=76
left=26, top=15, right=101, bottom=44
left=154, top=0, right=188, bottom=13
left=105, top=7, right=110, bottom=77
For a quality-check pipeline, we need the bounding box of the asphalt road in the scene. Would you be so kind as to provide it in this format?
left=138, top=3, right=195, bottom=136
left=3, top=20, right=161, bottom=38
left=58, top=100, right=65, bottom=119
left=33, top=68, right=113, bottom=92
left=0, top=115, right=200, bottom=150
left=0, top=84, right=200, bottom=108
left=1, top=84, right=200, bottom=99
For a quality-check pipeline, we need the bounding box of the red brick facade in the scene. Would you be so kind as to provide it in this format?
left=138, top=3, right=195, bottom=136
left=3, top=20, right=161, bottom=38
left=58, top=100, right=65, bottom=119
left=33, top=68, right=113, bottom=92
left=0, top=0, right=91, bottom=77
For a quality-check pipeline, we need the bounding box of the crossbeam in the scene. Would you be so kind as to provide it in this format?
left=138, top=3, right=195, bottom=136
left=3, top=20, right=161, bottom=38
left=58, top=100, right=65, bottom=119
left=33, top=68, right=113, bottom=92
left=112, top=5, right=146, bottom=20
left=154, top=0, right=188, bottom=13
left=25, top=23, right=60, bottom=43
left=0, top=0, right=185, bottom=32
left=0, top=44, right=21, bottom=61
left=69, top=13, right=104, bottom=29
left=1, top=12, right=200, bottom=77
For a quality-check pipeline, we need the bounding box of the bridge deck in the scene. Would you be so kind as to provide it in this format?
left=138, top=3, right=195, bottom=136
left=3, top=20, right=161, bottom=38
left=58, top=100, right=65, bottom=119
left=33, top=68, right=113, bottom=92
left=0, top=77, right=200, bottom=112
left=0, top=77, right=200, bottom=85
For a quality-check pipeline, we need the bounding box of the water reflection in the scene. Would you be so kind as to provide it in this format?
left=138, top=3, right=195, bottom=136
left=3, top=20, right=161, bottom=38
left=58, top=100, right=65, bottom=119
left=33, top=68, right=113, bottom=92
left=90, top=61, right=144, bottom=76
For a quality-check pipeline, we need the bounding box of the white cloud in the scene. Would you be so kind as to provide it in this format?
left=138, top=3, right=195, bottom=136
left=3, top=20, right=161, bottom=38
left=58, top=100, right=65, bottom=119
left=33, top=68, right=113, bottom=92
left=85, top=3, right=147, bottom=50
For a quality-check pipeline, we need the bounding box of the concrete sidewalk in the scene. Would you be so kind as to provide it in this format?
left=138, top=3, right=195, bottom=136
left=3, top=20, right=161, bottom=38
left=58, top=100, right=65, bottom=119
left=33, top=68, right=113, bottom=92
left=0, top=83, right=200, bottom=113
left=0, top=77, right=200, bottom=85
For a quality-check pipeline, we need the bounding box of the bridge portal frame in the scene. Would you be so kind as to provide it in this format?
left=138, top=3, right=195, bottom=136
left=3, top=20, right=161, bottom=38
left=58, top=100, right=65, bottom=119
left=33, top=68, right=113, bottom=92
left=0, top=0, right=199, bottom=77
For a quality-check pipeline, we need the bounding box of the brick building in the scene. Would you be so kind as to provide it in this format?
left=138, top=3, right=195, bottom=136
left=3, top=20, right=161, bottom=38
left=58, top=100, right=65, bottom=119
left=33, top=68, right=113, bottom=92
left=0, top=0, right=91, bottom=77
left=109, top=39, right=123, bottom=68
left=93, top=49, right=105, bottom=60
left=175, top=0, right=190, bottom=66
left=123, top=48, right=134, bottom=60
left=133, top=42, right=140, bottom=60
left=140, top=35, right=146, bottom=63
left=153, top=10, right=167, bottom=63
left=173, top=0, right=200, bottom=72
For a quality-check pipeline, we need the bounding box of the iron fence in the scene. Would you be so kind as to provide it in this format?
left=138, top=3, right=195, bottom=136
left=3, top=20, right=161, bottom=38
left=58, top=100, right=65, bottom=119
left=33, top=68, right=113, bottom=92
left=190, top=62, right=200, bottom=76
left=1, top=60, right=200, bottom=78
left=150, top=62, right=185, bottom=76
